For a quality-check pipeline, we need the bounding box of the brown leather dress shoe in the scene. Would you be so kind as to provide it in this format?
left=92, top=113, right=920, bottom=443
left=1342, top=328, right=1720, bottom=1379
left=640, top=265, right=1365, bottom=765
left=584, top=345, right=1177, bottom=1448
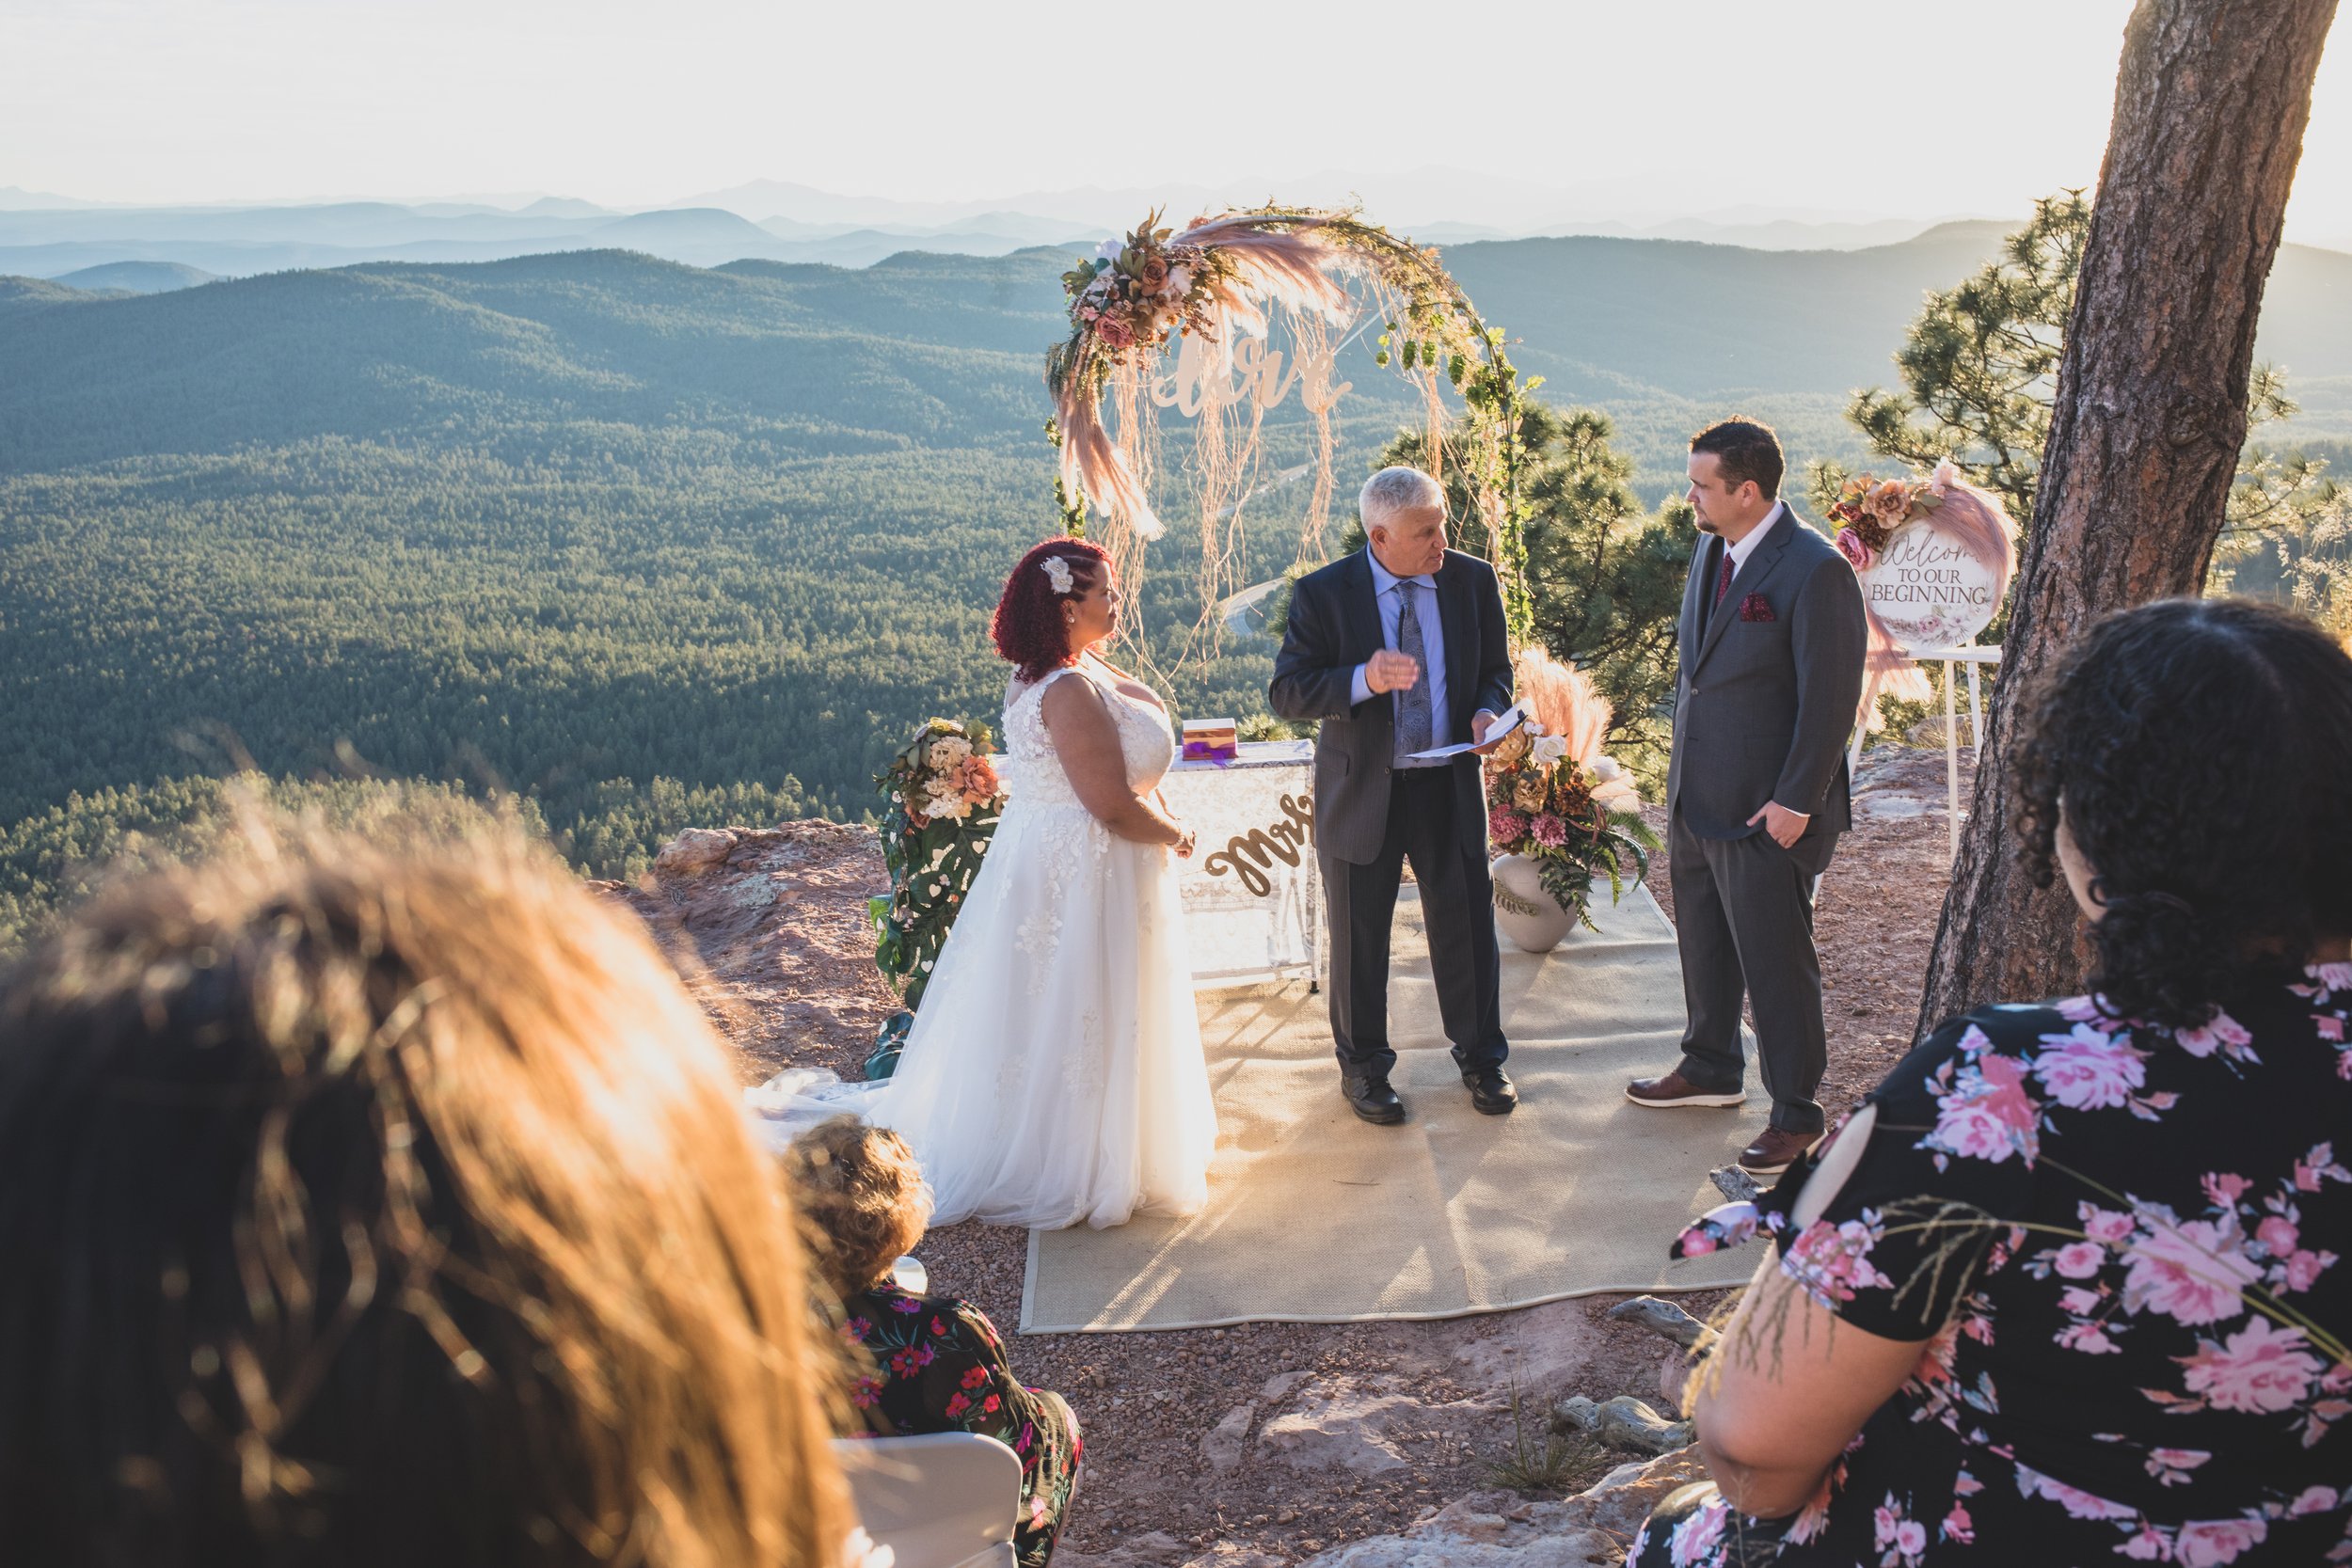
left=1737, top=1127, right=1821, bottom=1177
left=1625, top=1069, right=1745, bottom=1110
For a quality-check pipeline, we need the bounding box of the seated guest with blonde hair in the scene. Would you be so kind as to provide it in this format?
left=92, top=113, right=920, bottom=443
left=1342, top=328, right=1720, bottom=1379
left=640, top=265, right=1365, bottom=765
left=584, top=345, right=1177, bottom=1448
left=788, top=1117, right=1082, bottom=1568
left=0, top=820, right=852, bottom=1568
left=1636, top=598, right=2352, bottom=1565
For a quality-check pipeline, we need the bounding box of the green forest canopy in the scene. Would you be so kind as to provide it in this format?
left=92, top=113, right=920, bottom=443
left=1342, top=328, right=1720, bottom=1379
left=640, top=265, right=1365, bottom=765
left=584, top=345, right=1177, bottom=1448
left=4, top=230, right=2345, bottom=945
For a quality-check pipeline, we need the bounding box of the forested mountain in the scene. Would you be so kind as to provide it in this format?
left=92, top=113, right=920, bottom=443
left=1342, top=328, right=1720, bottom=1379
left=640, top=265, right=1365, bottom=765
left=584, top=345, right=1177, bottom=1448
left=3, top=228, right=2345, bottom=943
left=0, top=246, right=1329, bottom=927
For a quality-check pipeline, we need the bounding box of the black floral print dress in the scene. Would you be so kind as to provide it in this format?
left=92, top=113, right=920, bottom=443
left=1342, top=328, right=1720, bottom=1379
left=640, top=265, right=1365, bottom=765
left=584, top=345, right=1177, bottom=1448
left=838, top=1284, right=1082, bottom=1568
left=1634, top=965, right=2352, bottom=1567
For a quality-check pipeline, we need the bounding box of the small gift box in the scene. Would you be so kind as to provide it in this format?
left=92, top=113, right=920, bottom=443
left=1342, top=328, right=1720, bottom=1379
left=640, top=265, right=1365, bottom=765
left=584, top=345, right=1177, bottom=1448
left=1181, top=718, right=1238, bottom=762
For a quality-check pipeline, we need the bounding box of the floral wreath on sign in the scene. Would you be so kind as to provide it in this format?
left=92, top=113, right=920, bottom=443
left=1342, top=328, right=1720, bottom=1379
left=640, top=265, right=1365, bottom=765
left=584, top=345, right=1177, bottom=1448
left=1825, top=457, right=2020, bottom=728
left=1043, top=205, right=1543, bottom=646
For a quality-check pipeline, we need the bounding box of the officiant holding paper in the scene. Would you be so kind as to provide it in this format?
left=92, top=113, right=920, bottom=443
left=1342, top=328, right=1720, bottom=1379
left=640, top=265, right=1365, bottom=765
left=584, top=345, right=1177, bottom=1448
left=1270, top=467, right=1518, bottom=1124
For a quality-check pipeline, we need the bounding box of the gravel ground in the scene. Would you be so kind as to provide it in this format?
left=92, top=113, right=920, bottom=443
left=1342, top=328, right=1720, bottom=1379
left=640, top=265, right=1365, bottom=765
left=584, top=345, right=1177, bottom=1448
left=630, top=744, right=1971, bottom=1563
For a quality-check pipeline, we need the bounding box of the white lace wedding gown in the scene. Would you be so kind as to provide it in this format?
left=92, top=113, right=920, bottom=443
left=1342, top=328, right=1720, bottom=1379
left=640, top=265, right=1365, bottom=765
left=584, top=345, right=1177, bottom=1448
left=750, top=657, right=1217, bottom=1230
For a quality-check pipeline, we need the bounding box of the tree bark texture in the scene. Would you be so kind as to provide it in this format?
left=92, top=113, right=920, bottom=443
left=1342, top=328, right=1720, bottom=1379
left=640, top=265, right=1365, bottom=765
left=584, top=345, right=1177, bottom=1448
left=1915, top=0, right=2339, bottom=1035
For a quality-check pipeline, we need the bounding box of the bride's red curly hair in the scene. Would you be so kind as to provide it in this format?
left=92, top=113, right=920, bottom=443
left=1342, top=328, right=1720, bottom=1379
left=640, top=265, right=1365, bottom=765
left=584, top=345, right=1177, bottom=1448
left=993, top=537, right=1111, bottom=684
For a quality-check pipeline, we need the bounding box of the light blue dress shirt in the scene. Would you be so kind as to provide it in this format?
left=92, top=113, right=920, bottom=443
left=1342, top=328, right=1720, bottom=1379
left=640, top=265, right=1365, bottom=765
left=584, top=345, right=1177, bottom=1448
left=1349, top=553, right=1452, bottom=767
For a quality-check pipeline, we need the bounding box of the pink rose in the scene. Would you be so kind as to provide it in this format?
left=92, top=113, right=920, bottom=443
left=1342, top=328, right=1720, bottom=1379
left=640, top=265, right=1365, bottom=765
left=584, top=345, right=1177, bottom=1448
left=2288, top=1485, right=2340, bottom=1516
left=2177, top=1009, right=2255, bottom=1060
left=2277, top=1241, right=2333, bottom=1297
left=1781, top=1215, right=1896, bottom=1307
left=2052, top=1241, right=2106, bottom=1278
left=1834, top=527, right=1873, bottom=571
left=2282, top=1248, right=2336, bottom=1291
left=2059, top=1286, right=2104, bottom=1313
left=2057, top=1321, right=2120, bottom=1354
left=2081, top=1204, right=2137, bottom=1244
left=1925, top=1046, right=2042, bottom=1164
left=2031, top=1024, right=2148, bottom=1110
left=2174, top=1517, right=2267, bottom=1567
left=1094, top=313, right=1134, bottom=350
left=2177, top=1316, right=2322, bottom=1412
left=2257, top=1215, right=2299, bottom=1255
left=2123, top=1213, right=2263, bottom=1324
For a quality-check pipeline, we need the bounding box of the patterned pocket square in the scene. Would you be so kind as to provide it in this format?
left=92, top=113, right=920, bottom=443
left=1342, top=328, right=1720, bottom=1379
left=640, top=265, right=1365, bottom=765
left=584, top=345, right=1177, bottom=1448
left=1739, top=593, right=1775, bottom=623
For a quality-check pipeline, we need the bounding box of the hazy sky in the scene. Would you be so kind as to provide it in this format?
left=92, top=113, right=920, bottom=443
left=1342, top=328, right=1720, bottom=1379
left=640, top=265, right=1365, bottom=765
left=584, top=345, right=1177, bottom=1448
left=6, top=0, right=2348, bottom=237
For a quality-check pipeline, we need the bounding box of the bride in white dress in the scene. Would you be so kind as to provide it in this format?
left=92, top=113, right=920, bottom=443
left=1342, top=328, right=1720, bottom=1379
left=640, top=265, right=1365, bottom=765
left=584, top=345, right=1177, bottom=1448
left=753, top=539, right=1218, bottom=1230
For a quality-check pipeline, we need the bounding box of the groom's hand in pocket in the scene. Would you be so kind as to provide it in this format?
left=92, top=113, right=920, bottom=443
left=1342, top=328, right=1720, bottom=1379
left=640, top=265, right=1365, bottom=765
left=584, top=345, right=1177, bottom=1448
left=1747, top=800, right=1810, bottom=847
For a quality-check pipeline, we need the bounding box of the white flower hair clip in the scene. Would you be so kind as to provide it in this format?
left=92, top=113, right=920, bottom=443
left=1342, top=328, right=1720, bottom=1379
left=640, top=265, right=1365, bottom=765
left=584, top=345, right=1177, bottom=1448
left=1041, top=557, right=1075, bottom=594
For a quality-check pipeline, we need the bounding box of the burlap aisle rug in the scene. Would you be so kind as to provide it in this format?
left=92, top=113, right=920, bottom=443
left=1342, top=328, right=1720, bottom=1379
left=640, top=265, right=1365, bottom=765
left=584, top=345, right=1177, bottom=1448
left=1019, top=884, right=1760, bottom=1333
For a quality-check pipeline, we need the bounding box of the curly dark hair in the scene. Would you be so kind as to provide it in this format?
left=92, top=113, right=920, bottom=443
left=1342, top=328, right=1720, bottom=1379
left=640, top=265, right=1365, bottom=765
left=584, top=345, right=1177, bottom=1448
left=993, top=537, right=1110, bottom=684
left=785, top=1116, right=931, bottom=1304
left=1689, top=418, right=1784, bottom=501
left=2011, top=597, right=2352, bottom=1027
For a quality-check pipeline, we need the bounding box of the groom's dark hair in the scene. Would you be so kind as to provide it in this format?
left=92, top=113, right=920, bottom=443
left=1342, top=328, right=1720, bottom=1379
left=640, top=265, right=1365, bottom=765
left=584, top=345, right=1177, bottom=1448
left=1690, top=418, right=1784, bottom=500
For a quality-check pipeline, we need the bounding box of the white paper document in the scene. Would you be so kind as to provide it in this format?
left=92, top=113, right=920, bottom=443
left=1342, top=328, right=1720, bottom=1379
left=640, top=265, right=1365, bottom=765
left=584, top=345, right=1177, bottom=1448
left=1407, top=702, right=1525, bottom=760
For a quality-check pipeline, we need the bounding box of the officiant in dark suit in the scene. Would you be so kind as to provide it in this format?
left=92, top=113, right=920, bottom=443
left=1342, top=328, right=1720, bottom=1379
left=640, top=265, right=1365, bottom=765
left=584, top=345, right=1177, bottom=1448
left=1628, top=420, right=1867, bottom=1176
left=1270, top=467, right=1517, bottom=1124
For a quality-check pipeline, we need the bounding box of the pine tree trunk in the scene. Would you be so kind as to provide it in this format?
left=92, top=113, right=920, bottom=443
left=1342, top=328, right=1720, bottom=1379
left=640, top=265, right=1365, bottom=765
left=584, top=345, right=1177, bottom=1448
left=1914, top=0, right=2339, bottom=1033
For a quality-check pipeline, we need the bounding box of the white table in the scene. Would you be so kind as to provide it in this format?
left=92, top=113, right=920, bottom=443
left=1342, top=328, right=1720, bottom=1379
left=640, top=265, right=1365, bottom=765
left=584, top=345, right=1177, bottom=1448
left=995, top=739, right=1324, bottom=991
left=1161, top=740, right=1324, bottom=991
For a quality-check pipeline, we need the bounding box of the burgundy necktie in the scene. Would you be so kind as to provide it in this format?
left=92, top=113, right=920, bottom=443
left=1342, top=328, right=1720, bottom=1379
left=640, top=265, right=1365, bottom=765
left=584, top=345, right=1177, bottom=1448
left=1713, top=545, right=1734, bottom=608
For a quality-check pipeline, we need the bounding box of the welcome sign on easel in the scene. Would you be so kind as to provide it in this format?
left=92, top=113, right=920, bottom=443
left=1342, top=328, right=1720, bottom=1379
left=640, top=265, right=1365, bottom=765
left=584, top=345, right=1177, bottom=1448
left=1836, top=462, right=2019, bottom=858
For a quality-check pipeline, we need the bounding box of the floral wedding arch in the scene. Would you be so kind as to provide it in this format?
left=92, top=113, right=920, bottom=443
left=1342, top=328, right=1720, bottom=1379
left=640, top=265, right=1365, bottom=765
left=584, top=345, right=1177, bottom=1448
left=1043, top=206, right=1541, bottom=648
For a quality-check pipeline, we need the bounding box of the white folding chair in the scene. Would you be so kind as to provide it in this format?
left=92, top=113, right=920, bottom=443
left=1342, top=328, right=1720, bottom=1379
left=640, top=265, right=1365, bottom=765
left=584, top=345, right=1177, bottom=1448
left=834, top=1432, right=1023, bottom=1568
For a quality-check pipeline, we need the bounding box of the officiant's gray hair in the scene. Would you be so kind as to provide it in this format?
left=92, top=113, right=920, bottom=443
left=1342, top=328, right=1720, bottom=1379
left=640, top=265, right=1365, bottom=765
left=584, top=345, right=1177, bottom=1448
left=1359, top=467, right=1446, bottom=534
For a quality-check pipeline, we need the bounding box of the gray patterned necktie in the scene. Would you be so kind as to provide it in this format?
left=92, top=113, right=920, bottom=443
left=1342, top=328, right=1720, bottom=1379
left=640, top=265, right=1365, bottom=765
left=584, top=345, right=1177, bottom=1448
left=1393, top=580, right=1434, bottom=765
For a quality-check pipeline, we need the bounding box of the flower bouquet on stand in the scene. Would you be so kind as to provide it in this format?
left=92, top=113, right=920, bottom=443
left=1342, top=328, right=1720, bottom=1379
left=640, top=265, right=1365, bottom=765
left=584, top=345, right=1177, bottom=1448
left=867, top=720, right=1006, bottom=1078
left=1485, top=652, right=1658, bottom=952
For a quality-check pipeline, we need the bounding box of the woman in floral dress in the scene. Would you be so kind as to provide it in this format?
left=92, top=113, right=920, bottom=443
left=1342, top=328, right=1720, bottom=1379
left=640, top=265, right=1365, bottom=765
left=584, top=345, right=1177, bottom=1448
left=1635, top=599, right=2352, bottom=1566
left=788, top=1117, right=1082, bottom=1568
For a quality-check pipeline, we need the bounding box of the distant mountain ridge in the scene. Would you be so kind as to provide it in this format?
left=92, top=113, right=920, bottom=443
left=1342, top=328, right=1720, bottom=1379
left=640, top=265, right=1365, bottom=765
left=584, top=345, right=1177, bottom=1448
left=53, top=260, right=218, bottom=293
left=7, top=180, right=2230, bottom=283
left=6, top=225, right=2346, bottom=473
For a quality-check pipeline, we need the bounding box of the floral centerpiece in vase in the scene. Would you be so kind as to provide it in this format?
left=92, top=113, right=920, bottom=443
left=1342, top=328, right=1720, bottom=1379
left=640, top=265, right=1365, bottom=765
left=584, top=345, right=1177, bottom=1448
left=868, top=719, right=1006, bottom=1078
left=1485, top=651, right=1658, bottom=952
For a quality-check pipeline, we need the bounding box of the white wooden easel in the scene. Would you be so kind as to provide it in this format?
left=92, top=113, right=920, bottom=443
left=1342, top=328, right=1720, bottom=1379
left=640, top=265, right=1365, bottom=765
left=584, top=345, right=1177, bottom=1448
left=1848, top=643, right=2004, bottom=860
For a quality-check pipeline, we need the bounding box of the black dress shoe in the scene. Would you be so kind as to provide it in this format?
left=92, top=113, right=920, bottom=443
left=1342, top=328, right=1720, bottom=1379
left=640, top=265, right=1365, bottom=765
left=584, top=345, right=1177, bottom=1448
left=1462, top=1066, right=1518, bottom=1115
left=1343, top=1076, right=1406, bottom=1124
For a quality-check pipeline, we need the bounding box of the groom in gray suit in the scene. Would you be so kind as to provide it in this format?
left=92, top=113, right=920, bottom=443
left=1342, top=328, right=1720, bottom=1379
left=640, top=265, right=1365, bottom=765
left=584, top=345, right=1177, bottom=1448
left=1628, top=420, right=1866, bottom=1175
left=1271, top=467, right=1517, bottom=1125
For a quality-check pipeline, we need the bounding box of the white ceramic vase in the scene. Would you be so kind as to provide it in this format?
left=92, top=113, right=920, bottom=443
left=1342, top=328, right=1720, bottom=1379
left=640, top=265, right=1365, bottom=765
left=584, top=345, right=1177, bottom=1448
left=1489, top=853, right=1577, bottom=954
